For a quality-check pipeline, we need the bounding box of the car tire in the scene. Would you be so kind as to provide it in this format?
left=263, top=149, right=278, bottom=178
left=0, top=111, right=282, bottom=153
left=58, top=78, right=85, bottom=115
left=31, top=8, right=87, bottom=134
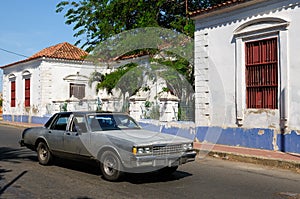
left=37, top=142, right=52, bottom=165
left=100, top=151, right=123, bottom=181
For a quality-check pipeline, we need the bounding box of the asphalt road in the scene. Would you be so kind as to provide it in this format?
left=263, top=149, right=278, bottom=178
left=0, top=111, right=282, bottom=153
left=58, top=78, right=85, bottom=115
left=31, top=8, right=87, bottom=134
left=0, top=124, right=300, bottom=199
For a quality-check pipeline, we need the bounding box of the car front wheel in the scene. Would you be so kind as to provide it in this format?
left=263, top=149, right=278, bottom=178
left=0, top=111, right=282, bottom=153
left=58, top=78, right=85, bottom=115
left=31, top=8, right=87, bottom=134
left=100, top=151, right=123, bottom=181
left=37, top=142, right=52, bottom=165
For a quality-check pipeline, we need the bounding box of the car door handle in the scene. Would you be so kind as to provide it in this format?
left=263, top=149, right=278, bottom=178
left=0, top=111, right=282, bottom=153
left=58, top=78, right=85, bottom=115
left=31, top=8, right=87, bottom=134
left=48, top=131, right=52, bottom=134
left=66, top=132, right=71, bottom=135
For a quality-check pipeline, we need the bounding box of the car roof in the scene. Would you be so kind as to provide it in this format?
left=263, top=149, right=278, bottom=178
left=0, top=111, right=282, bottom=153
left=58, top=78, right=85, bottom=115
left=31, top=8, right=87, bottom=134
left=56, top=111, right=128, bottom=115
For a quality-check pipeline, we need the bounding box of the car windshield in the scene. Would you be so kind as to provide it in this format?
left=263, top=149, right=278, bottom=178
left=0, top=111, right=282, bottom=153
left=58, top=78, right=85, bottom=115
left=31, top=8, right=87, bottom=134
left=87, top=114, right=141, bottom=131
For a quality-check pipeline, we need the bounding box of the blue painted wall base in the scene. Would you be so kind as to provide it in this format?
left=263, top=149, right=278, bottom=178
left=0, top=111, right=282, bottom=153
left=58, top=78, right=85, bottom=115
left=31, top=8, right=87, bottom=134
left=140, top=122, right=300, bottom=154
left=2, top=114, right=50, bottom=125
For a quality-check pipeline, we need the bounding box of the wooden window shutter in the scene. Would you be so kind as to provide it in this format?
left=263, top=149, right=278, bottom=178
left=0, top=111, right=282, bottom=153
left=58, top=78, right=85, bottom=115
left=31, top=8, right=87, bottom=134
left=11, top=81, right=16, bottom=107
left=25, top=79, right=30, bottom=107
left=245, top=38, right=278, bottom=109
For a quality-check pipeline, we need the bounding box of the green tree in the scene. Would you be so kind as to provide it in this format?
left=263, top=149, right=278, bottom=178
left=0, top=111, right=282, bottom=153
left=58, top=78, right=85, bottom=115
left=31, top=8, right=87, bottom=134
left=57, top=0, right=224, bottom=120
left=56, top=0, right=226, bottom=52
left=97, top=63, right=139, bottom=94
left=86, top=27, right=194, bottom=91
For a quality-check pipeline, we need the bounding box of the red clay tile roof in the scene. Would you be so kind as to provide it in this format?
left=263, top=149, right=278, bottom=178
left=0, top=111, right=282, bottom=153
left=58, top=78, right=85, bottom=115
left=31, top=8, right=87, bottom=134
left=189, top=0, right=251, bottom=17
left=29, top=42, right=88, bottom=60
left=2, top=42, right=88, bottom=68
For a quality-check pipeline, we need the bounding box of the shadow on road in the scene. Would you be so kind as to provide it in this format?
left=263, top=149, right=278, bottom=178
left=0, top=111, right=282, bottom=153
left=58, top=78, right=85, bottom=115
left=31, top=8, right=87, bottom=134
left=0, top=147, right=37, bottom=163
left=0, top=170, right=28, bottom=196
left=0, top=167, right=12, bottom=182
left=53, top=157, right=101, bottom=176
left=0, top=147, right=32, bottom=198
left=124, top=170, right=193, bottom=184
left=52, top=158, right=192, bottom=184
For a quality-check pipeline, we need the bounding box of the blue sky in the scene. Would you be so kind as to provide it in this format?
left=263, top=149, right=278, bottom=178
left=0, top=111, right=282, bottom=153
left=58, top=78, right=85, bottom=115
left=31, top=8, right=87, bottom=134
left=0, top=0, right=80, bottom=92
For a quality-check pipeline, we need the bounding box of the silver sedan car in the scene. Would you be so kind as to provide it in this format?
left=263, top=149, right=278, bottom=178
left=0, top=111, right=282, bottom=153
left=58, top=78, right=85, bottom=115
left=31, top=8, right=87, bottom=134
left=20, top=111, right=196, bottom=181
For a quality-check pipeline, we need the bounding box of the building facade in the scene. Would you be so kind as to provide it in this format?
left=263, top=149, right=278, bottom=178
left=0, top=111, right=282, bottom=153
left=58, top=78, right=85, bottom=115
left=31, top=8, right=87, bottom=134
left=1, top=42, right=182, bottom=124
left=192, top=0, right=300, bottom=153
left=1, top=42, right=105, bottom=123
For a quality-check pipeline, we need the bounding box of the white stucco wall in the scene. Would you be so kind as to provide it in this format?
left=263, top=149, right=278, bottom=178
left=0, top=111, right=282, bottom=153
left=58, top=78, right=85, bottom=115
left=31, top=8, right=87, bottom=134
left=2, top=58, right=105, bottom=120
left=194, top=0, right=300, bottom=131
left=2, top=60, right=41, bottom=120
left=38, top=59, right=103, bottom=115
left=285, top=3, right=300, bottom=130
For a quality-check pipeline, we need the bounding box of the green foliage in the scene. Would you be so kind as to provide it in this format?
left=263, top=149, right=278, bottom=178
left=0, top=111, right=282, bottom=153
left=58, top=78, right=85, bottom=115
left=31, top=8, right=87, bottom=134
left=61, top=102, right=68, bottom=112
left=154, top=55, right=193, bottom=86
left=0, top=98, right=2, bottom=107
left=56, top=0, right=206, bottom=90
left=56, top=0, right=223, bottom=121
left=144, top=101, right=152, bottom=108
left=56, top=0, right=226, bottom=52
left=97, top=63, right=138, bottom=94
left=87, top=27, right=193, bottom=64
left=87, top=27, right=195, bottom=94
left=161, top=87, right=171, bottom=93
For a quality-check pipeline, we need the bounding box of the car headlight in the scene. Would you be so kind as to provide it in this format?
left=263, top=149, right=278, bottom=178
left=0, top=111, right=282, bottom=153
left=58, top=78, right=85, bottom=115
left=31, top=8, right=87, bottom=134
left=183, top=143, right=193, bottom=151
left=132, top=146, right=152, bottom=155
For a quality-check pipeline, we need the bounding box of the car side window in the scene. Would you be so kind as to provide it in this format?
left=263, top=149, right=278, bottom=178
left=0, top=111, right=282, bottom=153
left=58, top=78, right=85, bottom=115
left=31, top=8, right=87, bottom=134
left=50, top=115, right=69, bottom=131
left=44, top=113, right=57, bottom=128
left=71, top=115, right=88, bottom=133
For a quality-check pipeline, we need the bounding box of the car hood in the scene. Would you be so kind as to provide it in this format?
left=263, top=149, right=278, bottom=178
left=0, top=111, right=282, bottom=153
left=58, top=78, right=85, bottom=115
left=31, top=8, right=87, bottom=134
left=80, top=129, right=194, bottom=158
left=99, top=129, right=193, bottom=145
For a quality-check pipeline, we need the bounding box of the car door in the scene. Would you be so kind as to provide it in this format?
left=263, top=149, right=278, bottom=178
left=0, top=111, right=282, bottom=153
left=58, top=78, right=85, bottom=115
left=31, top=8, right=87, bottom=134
left=46, top=113, right=70, bottom=153
left=63, top=114, right=91, bottom=157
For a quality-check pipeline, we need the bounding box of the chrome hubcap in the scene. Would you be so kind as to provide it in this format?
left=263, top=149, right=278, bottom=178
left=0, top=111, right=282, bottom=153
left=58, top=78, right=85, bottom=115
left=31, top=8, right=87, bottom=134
left=39, top=146, right=47, bottom=160
left=103, top=156, right=117, bottom=176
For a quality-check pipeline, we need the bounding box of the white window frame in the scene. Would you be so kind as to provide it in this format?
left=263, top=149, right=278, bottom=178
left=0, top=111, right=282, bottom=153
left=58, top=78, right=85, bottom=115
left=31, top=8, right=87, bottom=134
left=233, top=17, right=289, bottom=127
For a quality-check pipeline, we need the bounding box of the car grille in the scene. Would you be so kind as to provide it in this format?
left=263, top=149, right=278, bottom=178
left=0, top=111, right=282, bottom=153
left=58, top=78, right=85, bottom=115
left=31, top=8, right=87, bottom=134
left=152, top=144, right=183, bottom=156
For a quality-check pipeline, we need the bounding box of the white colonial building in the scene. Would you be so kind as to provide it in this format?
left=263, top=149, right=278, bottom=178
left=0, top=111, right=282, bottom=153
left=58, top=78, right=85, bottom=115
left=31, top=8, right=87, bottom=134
left=191, top=0, right=300, bottom=153
left=1, top=42, right=182, bottom=124
left=1, top=42, right=106, bottom=123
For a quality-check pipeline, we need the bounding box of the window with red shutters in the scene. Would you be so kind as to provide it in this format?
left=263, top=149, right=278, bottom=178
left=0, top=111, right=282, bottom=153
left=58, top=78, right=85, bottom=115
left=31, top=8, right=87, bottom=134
left=245, top=38, right=278, bottom=109
left=11, top=81, right=16, bottom=107
left=25, top=78, right=30, bottom=107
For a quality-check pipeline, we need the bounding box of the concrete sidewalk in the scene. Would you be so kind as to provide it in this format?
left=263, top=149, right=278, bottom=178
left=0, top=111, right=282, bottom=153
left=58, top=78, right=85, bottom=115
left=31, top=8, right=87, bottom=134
left=1, top=119, right=299, bottom=173
left=194, top=142, right=300, bottom=173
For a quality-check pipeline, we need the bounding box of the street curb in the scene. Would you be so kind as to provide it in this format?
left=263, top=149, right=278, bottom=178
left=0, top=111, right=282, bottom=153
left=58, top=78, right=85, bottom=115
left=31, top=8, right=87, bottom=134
left=195, top=149, right=300, bottom=173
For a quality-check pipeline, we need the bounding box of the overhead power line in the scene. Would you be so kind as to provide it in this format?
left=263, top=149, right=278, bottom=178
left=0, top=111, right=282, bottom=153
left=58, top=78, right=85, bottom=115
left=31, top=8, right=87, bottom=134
left=0, top=47, right=29, bottom=58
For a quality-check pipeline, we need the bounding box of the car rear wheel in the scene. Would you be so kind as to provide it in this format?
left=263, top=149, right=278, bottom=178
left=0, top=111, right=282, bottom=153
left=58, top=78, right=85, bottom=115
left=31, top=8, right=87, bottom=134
left=100, top=151, right=123, bottom=181
left=37, top=142, right=52, bottom=165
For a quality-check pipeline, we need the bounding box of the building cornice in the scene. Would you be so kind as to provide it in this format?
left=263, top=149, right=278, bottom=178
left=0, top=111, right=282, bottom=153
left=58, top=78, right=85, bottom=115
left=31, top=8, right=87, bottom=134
left=190, top=0, right=268, bottom=20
